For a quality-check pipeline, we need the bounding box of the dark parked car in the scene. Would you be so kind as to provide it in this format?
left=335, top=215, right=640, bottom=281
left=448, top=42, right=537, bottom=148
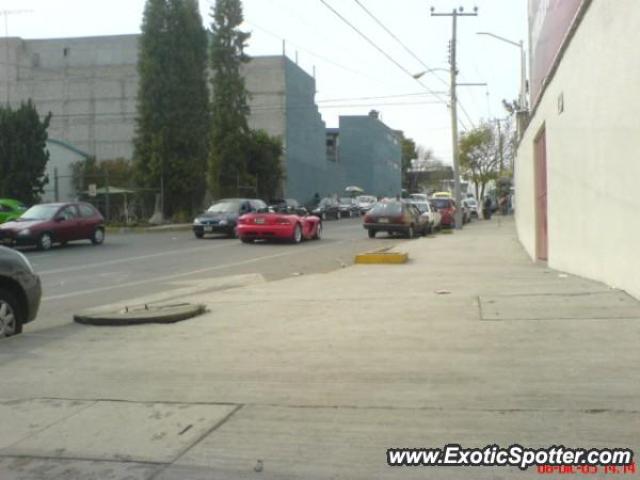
left=363, top=201, right=428, bottom=238
left=193, top=198, right=267, bottom=238
left=0, top=246, right=41, bottom=336
left=338, top=197, right=360, bottom=218
left=0, top=202, right=105, bottom=250
left=268, top=198, right=299, bottom=210
left=311, top=197, right=341, bottom=220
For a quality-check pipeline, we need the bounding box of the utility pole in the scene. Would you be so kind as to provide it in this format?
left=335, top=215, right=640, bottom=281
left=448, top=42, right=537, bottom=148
left=431, top=6, right=478, bottom=230
left=496, top=118, right=504, bottom=174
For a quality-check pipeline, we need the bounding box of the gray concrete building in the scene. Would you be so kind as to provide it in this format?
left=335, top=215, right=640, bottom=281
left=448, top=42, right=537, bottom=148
left=1, top=34, right=339, bottom=204
left=326, top=111, right=402, bottom=197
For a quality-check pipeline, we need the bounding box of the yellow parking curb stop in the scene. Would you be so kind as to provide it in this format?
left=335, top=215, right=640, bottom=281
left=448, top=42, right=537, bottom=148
left=354, top=250, right=409, bottom=264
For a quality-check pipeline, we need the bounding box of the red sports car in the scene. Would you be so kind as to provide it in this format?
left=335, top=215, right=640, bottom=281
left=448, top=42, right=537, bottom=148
left=237, top=207, right=322, bottom=243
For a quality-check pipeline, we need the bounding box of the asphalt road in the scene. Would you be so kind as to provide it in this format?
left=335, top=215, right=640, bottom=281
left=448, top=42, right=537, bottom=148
left=21, top=217, right=407, bottom=334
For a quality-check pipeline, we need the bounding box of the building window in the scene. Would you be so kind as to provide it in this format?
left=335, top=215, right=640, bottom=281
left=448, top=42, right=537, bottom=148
left=326, top=135, right=339, bottom=162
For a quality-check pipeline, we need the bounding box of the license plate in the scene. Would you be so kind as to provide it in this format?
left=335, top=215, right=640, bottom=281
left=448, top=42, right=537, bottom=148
left=378, top=218, right=389, bottom=224
left=204, top=226, right=213, bottom=233
left=255, top=218, right=265, bottom=224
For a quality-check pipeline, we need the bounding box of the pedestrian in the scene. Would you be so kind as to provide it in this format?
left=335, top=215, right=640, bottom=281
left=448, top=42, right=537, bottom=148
left=499, top=194, right=508, bottom=215
left=483, top=196, right=492, bottom=220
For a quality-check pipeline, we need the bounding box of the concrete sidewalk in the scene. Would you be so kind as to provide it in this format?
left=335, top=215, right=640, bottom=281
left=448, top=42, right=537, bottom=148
left=1, top=217, right=638, bottom=479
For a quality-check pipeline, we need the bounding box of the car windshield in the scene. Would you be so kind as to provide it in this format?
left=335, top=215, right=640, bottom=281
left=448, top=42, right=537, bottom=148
left=20, top=204, right=59, bottom=220
left=207, top=201, right=240, bottom=213
left=369, top=202, right=402, bottom=215
left=431, top=199, right=451, bottom=209
left=411, top=202, right=429, bottom=212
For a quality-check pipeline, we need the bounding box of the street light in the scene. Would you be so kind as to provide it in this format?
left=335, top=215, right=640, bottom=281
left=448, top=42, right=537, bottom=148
left=412, top=68, right=450, bottom=80
left=476, top=31, right=527, bottom=112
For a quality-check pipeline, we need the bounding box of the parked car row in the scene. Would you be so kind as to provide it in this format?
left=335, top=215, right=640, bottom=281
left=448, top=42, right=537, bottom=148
left=363, top=193, right=483, bottom=239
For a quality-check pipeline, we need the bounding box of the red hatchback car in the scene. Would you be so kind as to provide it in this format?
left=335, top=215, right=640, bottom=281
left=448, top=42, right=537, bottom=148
left=237, top=206, right=322, bottom=243
left=0, top=202, right=105, bottom=251
left=430, top=198, right=457, bottom=228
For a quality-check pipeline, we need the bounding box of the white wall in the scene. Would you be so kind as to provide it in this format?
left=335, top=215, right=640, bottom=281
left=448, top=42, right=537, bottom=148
left=41, top=140, right=87, bottom=203
left=515, top=0, right=640, bottom=298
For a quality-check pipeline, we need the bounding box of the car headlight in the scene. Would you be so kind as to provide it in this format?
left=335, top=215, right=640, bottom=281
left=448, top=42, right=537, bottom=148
left=18, top=228, right=31, bottom=236
left=193, top=218, right=202, bottom=225
left=14, top=249, right=34, bottom=274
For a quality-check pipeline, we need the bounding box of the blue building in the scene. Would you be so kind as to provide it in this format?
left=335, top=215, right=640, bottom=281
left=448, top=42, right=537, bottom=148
left=325, top=111, right=402, bottom=197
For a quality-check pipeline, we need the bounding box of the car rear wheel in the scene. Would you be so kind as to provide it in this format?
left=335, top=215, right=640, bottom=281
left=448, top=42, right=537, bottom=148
left=37, top=233, right=53, bottom=251
left=292, top=224, right=303, bottom=243
left=313, top=222, right=322, bottom=240
left=368, top=229, right=376, bottom=239
left=0, top=288, right=22, bottom=337
left=91, top=227, right=105, bottom=245
left=194, top=231, right=204, bottom=239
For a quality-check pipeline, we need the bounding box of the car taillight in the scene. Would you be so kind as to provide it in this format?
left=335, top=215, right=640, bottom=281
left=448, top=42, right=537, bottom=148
left=276, top=218, right=291, bottom=225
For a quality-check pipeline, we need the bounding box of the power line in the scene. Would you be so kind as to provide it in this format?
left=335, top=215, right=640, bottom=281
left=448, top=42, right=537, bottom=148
left=318, top=0, right=447, bottom=107
left=352, top=0, right=448, bottom=88
left=317, top=91, right=448, bottom=103
left=318, top=0, right=416, bottom=80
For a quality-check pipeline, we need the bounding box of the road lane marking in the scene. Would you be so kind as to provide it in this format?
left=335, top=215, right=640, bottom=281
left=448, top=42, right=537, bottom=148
left=42, top=241, right=346, bottom=302
left=36, top=242, right=237, bottom=276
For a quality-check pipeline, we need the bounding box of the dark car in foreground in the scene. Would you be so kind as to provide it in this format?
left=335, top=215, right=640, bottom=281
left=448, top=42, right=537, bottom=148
left=0, top=246, right=41, bottom=336
left=193, top=198, right=266, bottom=238
left=311, top=197, right=341, bottom=220
left=363, top=201, right=428, bottom=238
left=0, top=202, right=105, bottom=250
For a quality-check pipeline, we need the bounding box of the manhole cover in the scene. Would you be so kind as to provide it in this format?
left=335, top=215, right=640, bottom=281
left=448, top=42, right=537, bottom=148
left=74, top=303, right=207, bottom=326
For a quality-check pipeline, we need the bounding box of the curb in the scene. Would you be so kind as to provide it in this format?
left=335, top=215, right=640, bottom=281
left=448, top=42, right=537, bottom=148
left=354, top=248, right=409, bottom=264
left=73, top=303, right=207, bottom=326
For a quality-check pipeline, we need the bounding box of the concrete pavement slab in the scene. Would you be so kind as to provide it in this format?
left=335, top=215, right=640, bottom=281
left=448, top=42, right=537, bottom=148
left=166, top=405, right=638, bottom=480
left=4, top=401, right=238, bottom=463
left=0, top=457, right=158, bottom=480
left=480, top=290, right=640, bottom=320
left=0, top=399, right=93, bottom=450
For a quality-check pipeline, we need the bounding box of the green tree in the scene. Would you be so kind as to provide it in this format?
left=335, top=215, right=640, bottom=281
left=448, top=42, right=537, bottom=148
left=134, top=0, right=210, bottom=218
left=459, top=122, right=500, bottom=200
left=401, top=137, right=417, bottom=190
left=208, top=0, right=252, bottom=198
left=247, top=130, right=283, bottom=200
left=0, top=101, right=51, bottom=204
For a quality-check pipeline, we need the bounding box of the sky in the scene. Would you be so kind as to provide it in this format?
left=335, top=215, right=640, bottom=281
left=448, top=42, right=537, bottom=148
left=0, top=0, right=528, bottom=165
